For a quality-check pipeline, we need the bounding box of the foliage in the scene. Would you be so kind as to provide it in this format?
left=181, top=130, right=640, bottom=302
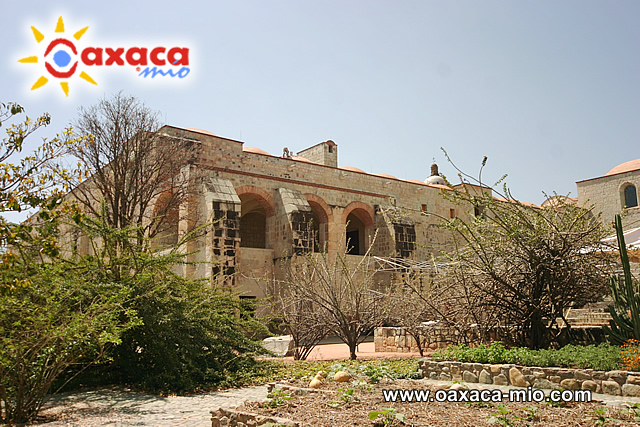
left=265, top=388, right=293, bottom=408
left=0, top=102, right=79, bottom=215
left=438, top=151, right=612, bottom=349
left=621, top=339, right=640, bottom=372
left=368, top=408, right=407, bottom=427
left=329, top=387, right=359, bottom=407
left=0, top=102, right=133, bottom=425
left=487, top=404, right=514, bottom=427
left=433, top=342, right=622, bottom=371
left=583, top=406, right=621, bottom=426
left=70, top=212, right=269, bottom=393
left=246, top=358, right=420, bottom=386
left=603, top=214, right=640, bottom=345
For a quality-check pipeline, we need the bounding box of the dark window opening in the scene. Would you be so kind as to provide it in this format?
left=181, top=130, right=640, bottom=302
left=624, top=185, right=638, bottom=208
left=240, top=194, right=267, bottom=248
left=346, top=230, right=360, bottom=255
left=346, top=212, right=366, bottom=255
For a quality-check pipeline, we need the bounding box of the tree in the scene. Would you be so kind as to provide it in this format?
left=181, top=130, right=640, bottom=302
left=72, top=211, right=268, bottom=392
left=67, top=93, right=195, bottom=246
left=0, top=102, right=136, bottom=424
left=264, top=272, right=328, bottom=360
left=0, top=220, right=136, bottom=424
left=276, top=244, right=389, bottom=360
left=436, top=154, right=612, bottom=349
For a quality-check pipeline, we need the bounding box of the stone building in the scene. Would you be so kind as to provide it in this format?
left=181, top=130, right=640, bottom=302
left=577, top=159, right=640, bottom=230
left=144, top=126, right=478, bottom=298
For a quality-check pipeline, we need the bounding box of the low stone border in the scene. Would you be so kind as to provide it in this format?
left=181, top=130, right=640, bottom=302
left=419, top=358, right=640, bottom=397
left=210, top=384, right=330, bottom=426
left=210, top=407, right=299, bottom=427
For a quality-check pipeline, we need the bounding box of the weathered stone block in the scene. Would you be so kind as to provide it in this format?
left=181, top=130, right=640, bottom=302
left=602, top=380, right=622, bottom=396
left=509, top=367, right=529, bottom=387
left=574, top=370, right=592, bottom=381
left=623, top=384, right=640, bottom=397
left=533, top=378, right=556, bottom=389
left=462, top=371, right=478, bottom=383
left=479, top=370, right=492, bottom=384
left=607, top=370, right=628, bottom=386
left=581, top=380, right=598, bottom=392
left=440, top=373, right=452, bottom=381
left=493, top=374, right=509, bottom=386
left=560, top=379, right=580, bottom=391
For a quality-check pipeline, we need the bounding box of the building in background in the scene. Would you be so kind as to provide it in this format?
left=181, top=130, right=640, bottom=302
left=577, top=159, right=640, bottom=230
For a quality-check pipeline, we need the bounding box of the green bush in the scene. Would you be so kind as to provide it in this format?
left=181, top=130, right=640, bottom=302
left=432, top=342, right=621, bottom=371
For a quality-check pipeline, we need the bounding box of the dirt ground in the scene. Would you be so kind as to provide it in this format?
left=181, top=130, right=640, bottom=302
left=240, top=378, right=640, bottom=427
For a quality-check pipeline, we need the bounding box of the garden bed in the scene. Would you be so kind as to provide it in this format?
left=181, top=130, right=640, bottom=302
left=235, top=379, right=640, bottom=426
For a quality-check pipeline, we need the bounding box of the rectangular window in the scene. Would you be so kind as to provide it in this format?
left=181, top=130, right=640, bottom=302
left=449, top=208, right=456, bottom=218
left=421, top=204, right=428, bottom=213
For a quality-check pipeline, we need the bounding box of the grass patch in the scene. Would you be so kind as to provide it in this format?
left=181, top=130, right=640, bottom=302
left=432, top=342, right=622, bottom=371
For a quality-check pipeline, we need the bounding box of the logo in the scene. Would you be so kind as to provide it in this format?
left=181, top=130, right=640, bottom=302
left=18, top=16, right=191, bottom=97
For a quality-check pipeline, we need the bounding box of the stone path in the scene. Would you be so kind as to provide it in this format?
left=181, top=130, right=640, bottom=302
left=35, top=385, right=269, bottom=426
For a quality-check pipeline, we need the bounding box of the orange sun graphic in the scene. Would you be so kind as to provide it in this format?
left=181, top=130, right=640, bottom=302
left=18, top=16, right=97, bottom=97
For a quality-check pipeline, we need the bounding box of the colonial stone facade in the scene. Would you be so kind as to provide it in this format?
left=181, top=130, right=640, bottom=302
left=150, top=126, right=472, bottom=297
left=577, top=159, right=640, bottom=230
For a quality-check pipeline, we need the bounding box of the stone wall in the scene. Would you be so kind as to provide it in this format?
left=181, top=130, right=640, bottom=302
left=418, top=359, right=640, bottom=397
left=374, top=326, right=478, bottom=353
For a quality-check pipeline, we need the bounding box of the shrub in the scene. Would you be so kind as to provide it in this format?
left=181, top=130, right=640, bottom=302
left=433, top=342, right=622, bottom=371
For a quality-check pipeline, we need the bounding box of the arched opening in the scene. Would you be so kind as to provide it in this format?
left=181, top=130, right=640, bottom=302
left=240, top=194, right=266, bottom=248
left=624, top=184, right=638, bottom=208
left=307, top=199, right=330, bottom=253
left=346, top=212, right=366, bottom=255
left=152, top=191, right=179, bottom=248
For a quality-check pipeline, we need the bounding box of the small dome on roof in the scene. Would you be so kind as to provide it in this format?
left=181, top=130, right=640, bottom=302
left=339, top=166, right=366, bottom=173
left=403, top=178, right=427, bottom=185
left=605, top=159, right=640, bottom=176
left=243, top=146, right=272, bottom=156
left=425, top=163, right=446, bottom=185
left=372, top=173, right=397, bottom=179
left=186, top=128, right=216, bottom=136
left=291, top=155, right=315, bottom=163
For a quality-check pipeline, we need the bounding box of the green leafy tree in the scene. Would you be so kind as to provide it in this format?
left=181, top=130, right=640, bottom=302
left=0, top=102, right=135, bottom=424
left=69, top=210, right=269, bottom=392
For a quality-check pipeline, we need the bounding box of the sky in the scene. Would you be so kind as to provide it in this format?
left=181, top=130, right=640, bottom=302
left=3, top=0, right=639, bottom=220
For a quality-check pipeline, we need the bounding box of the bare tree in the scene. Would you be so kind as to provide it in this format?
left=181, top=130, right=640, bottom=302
left=277, top=244, right=389, bottom=360
left=67, top=93, right=195, bottom=246
left=265, top=276, right=327, bottom=360
left=436, top=152, right=613, bottom=349
left=388, top=266, right=484, bottom=356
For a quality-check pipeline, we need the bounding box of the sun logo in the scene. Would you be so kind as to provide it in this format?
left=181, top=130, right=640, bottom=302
left=18, top=16, right=97, bottom=97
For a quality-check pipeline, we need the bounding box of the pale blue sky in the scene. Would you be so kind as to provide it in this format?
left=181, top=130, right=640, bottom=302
left=3, top=0, right=639, bottom=218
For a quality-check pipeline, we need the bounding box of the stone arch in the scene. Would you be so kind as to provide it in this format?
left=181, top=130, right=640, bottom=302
left=622, top=183, right=639, bottom=209
left=236, top=185, right=274, bottom=249
left=341, top=201, right=375, bottom=255
left=305, top=194, right=333, bottom=252
left=235, top=185, right=275, bottom=216
left=341, top=201, right=374, bottom=228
